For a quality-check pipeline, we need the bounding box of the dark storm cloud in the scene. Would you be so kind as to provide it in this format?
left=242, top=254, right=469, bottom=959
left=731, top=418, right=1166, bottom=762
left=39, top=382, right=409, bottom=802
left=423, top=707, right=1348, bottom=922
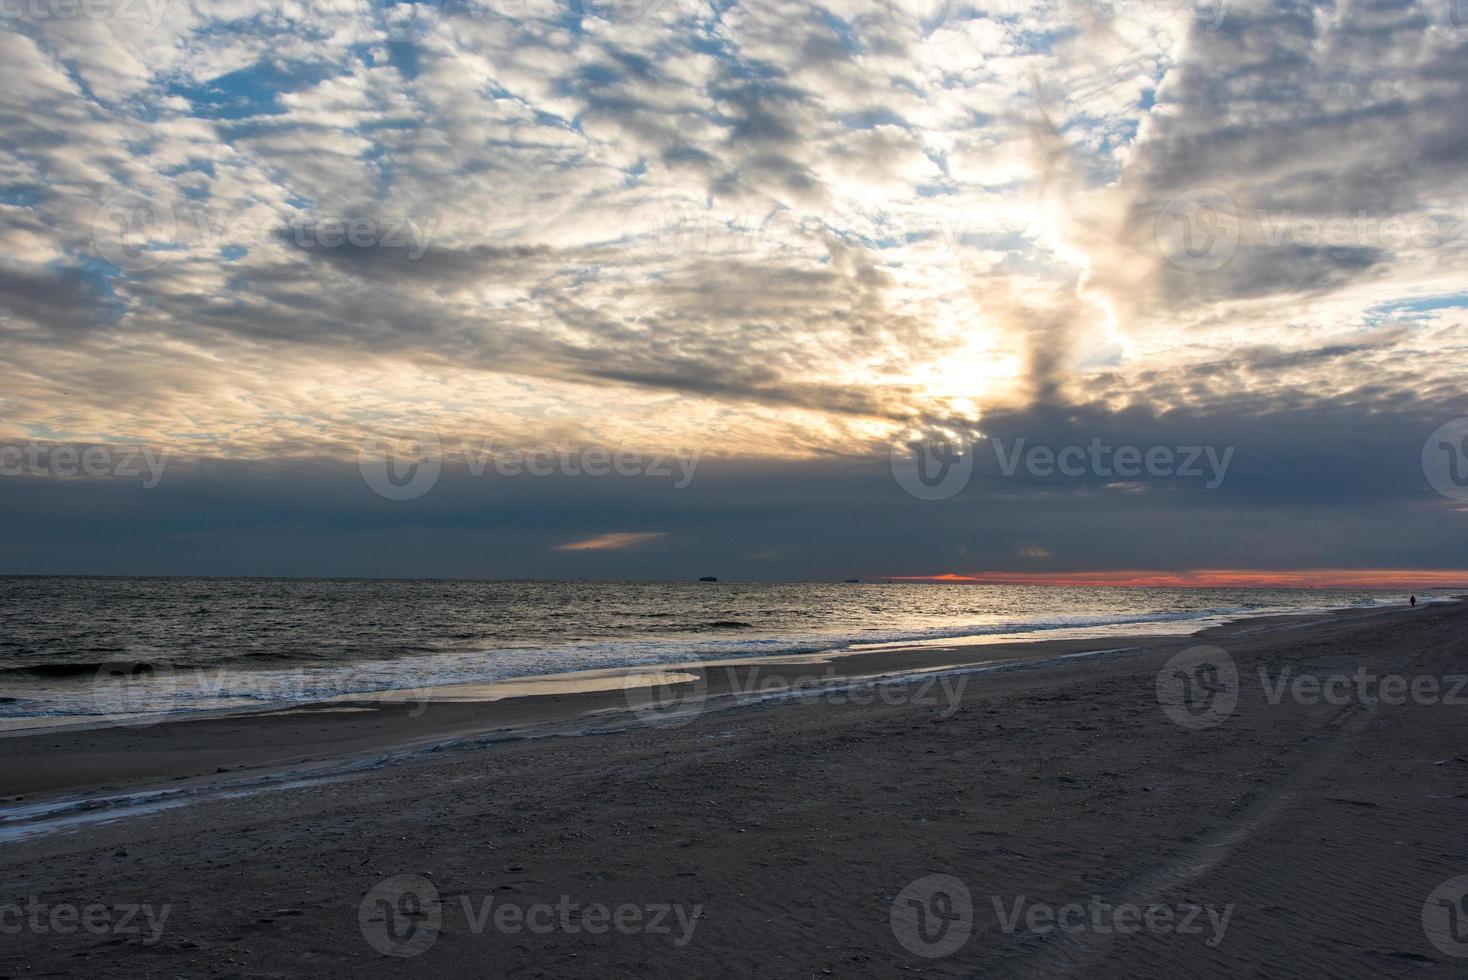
left=972, top=394, right=1461, bottom=508
left=1, top=392, right=1462, bottom=578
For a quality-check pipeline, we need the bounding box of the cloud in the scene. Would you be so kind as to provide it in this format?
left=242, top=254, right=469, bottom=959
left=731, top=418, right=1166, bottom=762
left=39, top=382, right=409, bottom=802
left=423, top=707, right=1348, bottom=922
left=2, top=437, right=1467, bottom=578
left=554, top=531, right=669, bottom=551
left=1, top=0, right=1467, bottom=575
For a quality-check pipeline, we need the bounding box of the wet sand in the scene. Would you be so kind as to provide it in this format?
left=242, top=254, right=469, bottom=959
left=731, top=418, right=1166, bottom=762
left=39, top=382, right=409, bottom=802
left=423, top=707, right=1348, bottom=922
left=2, top=600, right=1466, bottom=977
left=0, top=635, right=1182, bottom=799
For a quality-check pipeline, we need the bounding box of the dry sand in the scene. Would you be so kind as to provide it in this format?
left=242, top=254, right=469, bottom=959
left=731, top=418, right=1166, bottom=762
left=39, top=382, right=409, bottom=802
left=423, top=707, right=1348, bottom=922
left=2, top=601, right=1466, bottom=977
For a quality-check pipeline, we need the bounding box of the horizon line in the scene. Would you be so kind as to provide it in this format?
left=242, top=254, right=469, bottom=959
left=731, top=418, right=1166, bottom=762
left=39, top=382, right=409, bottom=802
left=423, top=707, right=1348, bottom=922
left=1, top=569, right=1467, bottom=589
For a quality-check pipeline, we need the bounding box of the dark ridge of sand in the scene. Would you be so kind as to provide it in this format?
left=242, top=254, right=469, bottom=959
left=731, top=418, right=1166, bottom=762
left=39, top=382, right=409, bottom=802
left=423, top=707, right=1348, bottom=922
left=1, top=599, right=1465, bottom=978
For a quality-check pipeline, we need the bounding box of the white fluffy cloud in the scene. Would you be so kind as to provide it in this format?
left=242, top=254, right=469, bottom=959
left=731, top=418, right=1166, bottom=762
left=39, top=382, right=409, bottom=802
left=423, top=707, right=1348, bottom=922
left=1, top=0, right=1465, bottom=459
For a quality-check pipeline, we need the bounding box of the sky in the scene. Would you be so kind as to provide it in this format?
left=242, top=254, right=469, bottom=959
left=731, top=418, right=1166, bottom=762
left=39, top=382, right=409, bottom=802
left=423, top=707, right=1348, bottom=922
left=1, top=0, right=1467, bottom=581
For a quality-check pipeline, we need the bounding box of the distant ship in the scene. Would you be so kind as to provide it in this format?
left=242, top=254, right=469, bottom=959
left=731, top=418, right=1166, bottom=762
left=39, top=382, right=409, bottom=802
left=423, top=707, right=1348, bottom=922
left=844, top=578, right=859, bottom=583
left=699, top=576, right=717, bottom=582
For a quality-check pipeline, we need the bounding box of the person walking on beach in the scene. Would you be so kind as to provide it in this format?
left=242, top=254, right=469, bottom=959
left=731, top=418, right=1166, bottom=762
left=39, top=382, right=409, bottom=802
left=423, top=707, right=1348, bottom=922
left=1410, top=595, right=1417, bottom=607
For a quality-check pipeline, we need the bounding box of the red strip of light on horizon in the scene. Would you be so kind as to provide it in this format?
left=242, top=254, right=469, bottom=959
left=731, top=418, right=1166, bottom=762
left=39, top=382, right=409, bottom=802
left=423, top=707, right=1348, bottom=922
left=886, top=569, right=1468, bottom=589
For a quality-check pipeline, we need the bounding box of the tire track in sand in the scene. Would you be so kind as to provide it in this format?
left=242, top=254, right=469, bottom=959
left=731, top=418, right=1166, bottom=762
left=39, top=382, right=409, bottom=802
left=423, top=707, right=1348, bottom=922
left=993, top=698, right=1379, bottom=980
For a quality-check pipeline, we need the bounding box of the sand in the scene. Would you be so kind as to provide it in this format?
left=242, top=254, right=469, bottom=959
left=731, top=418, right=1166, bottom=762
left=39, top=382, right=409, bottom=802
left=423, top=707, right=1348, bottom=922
left=2, top=601, right=1466, bottom=977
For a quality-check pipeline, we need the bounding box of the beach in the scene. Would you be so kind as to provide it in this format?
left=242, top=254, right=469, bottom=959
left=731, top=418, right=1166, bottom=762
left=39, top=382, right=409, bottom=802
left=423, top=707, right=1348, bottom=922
left=2, top=600, right=1466, bottom=977
left=7, top=0, right=1463, bottom=973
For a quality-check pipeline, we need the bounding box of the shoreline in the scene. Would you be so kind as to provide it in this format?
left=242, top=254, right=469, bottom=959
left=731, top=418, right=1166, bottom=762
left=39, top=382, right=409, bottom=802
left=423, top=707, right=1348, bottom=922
left=2, top=596, right=1464, bottom=977
left=0, top=599, right=1429, bottom=806
left=2, top=594, right=1431, bottom=732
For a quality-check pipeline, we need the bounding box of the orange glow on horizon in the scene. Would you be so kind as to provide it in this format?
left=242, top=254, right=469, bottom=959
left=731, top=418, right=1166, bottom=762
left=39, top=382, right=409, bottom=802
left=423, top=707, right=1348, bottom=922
left=553, top=532, right=668, bottom=552
left=888, top=569, right=1468, bottom=590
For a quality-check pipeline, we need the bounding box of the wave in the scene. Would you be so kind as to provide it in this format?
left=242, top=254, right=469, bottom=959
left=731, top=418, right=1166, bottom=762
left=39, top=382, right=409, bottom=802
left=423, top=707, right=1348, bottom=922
left=0, top=605, right=1254, bottom=715
left=1, top=663, right=103, bottom=678
left=0, top=595, right=1415, bottom=720
left=1, top=662, right=140, bottom=678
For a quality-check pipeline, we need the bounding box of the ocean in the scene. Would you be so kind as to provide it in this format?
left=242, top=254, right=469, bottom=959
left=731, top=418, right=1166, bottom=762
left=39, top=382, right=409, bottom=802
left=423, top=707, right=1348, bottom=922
left=0, top=576, right=1428, bottom=722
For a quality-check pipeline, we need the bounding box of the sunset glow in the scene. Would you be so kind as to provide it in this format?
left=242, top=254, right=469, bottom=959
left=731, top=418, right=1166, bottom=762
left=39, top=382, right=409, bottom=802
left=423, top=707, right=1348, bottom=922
left=1, top=0, right=1465, bottom=580
left=891, top=570, right=1468, bottom=590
